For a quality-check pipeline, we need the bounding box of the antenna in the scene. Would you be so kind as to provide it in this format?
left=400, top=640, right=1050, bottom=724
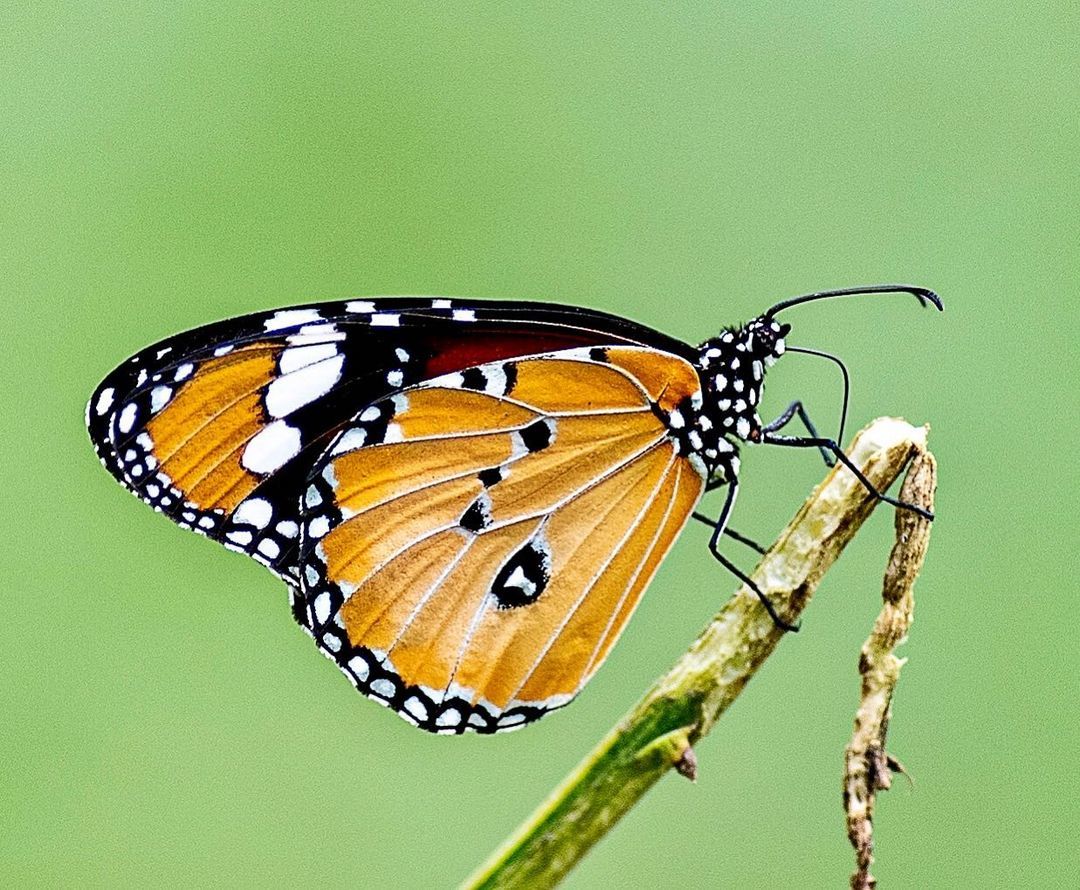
left=765, top=284, right=943, bottom=319
left=785, top=346, right=851, bottom=447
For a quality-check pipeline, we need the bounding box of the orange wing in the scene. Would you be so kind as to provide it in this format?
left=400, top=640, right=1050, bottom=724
left=298, top=347, right=706, bottom=733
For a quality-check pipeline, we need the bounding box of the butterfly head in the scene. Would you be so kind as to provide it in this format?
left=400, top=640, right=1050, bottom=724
left=693, top=317, right=790, bottom=445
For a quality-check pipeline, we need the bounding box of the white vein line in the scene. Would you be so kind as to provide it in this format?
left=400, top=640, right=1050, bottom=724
left=577, top=460, right=689, bottom=693
left=504, top=448, right=679, bottom=708
left=513, top=350, right=660, bottom=404
left=332, top=432, right=538, bottom=517
left=350, top=406, right=653, bottom=454
left=436, top=586, right=500, bottom=709
left=325, top=432, right=671, bottom=593
left=383, top=533, right=477, bottom=660
left=418, top=349, right=668, bottom=410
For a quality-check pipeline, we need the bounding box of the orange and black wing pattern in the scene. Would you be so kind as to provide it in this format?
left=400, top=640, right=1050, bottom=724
left=297, top=346, right=706, bottom=733
left=86, top=299, right=688, bottom=583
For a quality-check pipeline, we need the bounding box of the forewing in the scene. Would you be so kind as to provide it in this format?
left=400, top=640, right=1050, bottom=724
left=87, top=299, right=688, bottom=580
left=297, top=346, right=706, bottom=733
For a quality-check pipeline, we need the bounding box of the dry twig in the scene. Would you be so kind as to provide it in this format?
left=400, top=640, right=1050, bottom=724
left=844, top=446, right=935, bottom=889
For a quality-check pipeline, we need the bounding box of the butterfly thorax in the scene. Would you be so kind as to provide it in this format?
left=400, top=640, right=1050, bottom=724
left=670, top=316, right=787, bottom=485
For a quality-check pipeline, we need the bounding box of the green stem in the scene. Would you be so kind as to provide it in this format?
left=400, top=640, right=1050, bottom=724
left=463, top=418, right=930, bottom=890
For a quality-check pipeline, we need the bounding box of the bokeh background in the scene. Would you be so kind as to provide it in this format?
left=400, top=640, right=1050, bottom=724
left=4, top=4, right=1076, bottom=887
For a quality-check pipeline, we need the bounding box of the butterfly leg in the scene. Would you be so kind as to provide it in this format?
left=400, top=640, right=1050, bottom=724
left=692, top=513, right=767, bottom=555
left=762, top=432, right=934, bottom=520
left=762, top=401, right=834, bottom=466
left=703, top=480, right=799, bottom=632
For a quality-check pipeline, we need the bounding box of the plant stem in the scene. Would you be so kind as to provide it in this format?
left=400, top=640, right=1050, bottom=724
left=463, top=417, right=931, bottom=890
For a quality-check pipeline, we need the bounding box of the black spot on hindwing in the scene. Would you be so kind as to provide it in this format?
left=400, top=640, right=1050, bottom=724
left=459, top=495, right=492, bottom=533
left=519, top=419, right=553, bottom=453
left=491, top=537, right=551, bottom=609
left=460, top=367, right=488, bottom=391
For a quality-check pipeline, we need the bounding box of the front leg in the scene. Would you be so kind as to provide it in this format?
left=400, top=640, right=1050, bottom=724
left=763, top=431, right=934, bottom=520
left=761, top=400, right=834, bottom=466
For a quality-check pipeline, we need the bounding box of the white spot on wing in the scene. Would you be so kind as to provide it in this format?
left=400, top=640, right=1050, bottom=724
left=118, top=403, right=138, bottom=434
left=264, top=308, right=322, bottom=331
left=95, top=388, right=115, bottom=416
left=150, top=386, right=172, bottom=413
left=278, top=343, right=338, bottom=374
left=264, top=354, right=344, bottom=418
left=426, top=371, right=465, bottom=389
left=504, top=565, right=537, bottom=597
left=241, top=420, right=302, bottom=474
left=348, top=656, right=370, bottom=681
left=371, top=313, right=400, bottom=327
left=436, top=708, right=461, bottom=728
left=346, top=300, right=375, bottom=313
left=370, top=678, right=395, bottom=699
left=452, top=308, right=477, bottom=322
left=233, top=497, right=273, bottom=529
left=257, top=538, right=281, bottom=560
left=330, top=427, right=367, bottom=455
left=404, top=696, right=429, bottom=721
left=485, top=365, right=508, bottom=395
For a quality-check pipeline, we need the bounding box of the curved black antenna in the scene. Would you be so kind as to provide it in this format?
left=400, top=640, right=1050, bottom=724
left=765, top=284, right=943, bottom=319
left=785, top=345, right=851, bottom=446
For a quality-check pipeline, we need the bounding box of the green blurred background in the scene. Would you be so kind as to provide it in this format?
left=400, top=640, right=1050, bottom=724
left=3, top=3, right=1076, bottom=887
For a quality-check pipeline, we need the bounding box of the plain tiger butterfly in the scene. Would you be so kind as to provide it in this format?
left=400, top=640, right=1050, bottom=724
left=87, top=285, right=940, bottom=734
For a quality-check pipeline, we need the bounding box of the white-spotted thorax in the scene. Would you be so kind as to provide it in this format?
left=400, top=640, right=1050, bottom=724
left=671, top=316, right=789, bottom=486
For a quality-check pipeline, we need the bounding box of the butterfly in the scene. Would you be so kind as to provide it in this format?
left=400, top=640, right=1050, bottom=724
left=87, top=286, right=940, bottom=734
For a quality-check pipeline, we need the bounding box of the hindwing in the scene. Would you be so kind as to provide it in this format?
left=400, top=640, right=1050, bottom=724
left=296, top=347, right=706, bottom=733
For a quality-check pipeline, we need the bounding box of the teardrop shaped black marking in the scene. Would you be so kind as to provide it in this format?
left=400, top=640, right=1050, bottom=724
left=491, top=539, right=551, bottom=609
left=478, top=466, right=503, bottom=487
left=459, top=496, right=492, bottom=532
